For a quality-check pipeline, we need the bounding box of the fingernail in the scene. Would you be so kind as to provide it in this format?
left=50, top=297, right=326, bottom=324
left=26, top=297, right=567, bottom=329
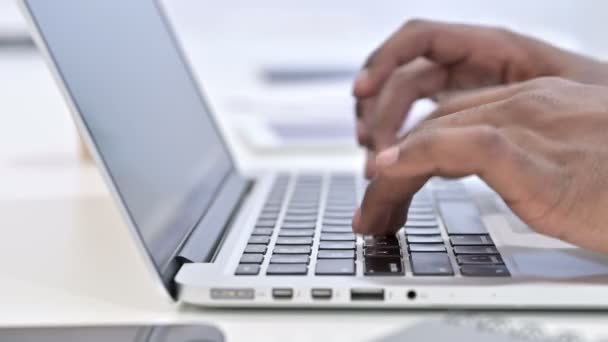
left=376, top=146, right=400, bottom=168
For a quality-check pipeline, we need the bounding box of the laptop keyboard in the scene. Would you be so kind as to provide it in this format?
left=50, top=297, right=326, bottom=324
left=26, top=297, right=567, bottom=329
left=235, top=174, right=510, bottom=277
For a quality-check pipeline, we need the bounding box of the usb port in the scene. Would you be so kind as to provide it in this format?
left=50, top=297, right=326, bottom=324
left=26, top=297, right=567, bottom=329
left=350, top=288, right=385, bottom=301
left=272, top=288, right=293, bottom=299
left=311, top=288, right=332, bottom=300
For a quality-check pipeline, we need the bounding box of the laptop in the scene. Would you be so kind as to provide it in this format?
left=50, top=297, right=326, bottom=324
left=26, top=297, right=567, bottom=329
left=20, top=0, right=608, bottom=308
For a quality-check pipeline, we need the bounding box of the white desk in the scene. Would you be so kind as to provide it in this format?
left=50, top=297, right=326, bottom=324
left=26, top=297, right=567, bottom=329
left=2, top=1, right=608, bottom=340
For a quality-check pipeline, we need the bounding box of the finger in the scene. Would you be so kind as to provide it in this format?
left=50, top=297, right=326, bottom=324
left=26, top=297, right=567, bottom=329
left=364, top=150, right=376, bottom=179
left=426, top=83, right=527, bottom=121
left=368, top=58, right=448, bottom=151
left=353, top=124, right=539, bottom=235
left=353, top=19, right=471, bottom=98
left=355, top=97, right=377, bottom=147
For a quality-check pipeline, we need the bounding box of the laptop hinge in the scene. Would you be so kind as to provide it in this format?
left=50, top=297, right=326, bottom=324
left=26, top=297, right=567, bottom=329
left=175, top=172, right=252, bottom=264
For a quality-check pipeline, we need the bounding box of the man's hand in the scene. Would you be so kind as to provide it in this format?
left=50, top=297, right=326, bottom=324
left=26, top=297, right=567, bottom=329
left=354, top=19, right=608, bottom=178
left=352, top=77, right=608, bottom=255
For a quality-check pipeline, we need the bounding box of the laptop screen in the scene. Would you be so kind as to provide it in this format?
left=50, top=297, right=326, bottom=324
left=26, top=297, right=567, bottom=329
left=25, top=1, right=235, bottom=276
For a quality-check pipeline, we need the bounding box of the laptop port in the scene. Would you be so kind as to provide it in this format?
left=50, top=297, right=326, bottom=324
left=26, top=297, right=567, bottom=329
left=311, top=288, right=332, bottom=300
left=272, top=288, right=293, bottom=300
left=350, top=288, right=385, bottom=301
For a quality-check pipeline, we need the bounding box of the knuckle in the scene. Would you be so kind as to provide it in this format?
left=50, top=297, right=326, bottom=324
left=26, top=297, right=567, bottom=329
left=401, top=18, right=429, bottom=32
left=474, top=125, right=510, bottom=158
left=524, top=76, right=571, bottom=90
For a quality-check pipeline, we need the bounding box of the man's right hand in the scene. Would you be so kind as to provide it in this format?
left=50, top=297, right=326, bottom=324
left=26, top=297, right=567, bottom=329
left=353, top=19, right=608, bottom=178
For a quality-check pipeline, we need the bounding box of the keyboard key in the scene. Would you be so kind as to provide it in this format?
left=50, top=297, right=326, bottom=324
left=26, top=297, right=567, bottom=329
left=450, top=235, right=494, bottom=246
left=270, top=254, right=310, bottom=264
left=235, top=264, right=260, bottom=275
left=364, top=257, right=404, bottom=276
left=317, top=250, right=355, bottom=259
left=273, top=245, right=312, bottom=254
left=406, top=235, right=444, bottom=244
left=276, top=237, right=314, bottom=245
left=315, top=259, right=356, bottom=275
left=438, top=201, right=487, bottom=235
left=282, top=222, right=317, bottom=229
left=325, top=204, right=356, bottom=212
left=323, top=212, right=353, bottom=220
left=240, top=254, right=264, bottom=264
left=363, top=235, right=399, bottom=248
left=256, top=220, right=276, bottom=228
left=408, top=244, right=447, bottom=253
left=283, top=215, right=318, bottom=222
left=405, top=220, right=438, bottom=228
left=278, top=229, right=315, bottom=237
left=453, top=246, right=499, bottom=255
left=288, top=203, right=319, bottom=210
left=319, top=241, right=356, bottom=250
left=322, top=226, right=353, bottom=233
left=248, top=236, right=270, bottom=245
left=460, top=265, right=510, bottom=277
left=406, top=214, right=436, bottom=221
left=404, top=228, right=442, bottom=236
left=408, top=207, right=434, bottom=214
left=364, top=246, right=401, bottom=257
left=244, top=244, right=267, bottom=254
left=259, top=213, right=279, bottom=220
left=321, top=233, right=356, bottom=241
left=252, top=228, right=274, bottom=236
left=267, top=264, right=308, bottom=275
left=286, top=208, right=318, bottom=215
left=457, top=255, right=504, bottom=265
left=410, top=253, right=454, bottom=276
left=323, top=218, right=353, bottom=226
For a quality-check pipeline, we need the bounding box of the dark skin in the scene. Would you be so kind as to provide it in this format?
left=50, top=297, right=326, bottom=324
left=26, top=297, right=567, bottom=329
left=351, top=19, right=608, bottom=254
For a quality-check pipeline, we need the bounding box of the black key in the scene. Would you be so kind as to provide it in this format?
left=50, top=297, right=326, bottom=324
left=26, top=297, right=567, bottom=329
left=256, top=220, right=276, bottom=228
left=235, top=264, right=260, bottom=275
left=450, top=235, right=494, bottom=246
left=406, top=214, right=436, bottom=221
left=270, top=254, right=310, bottom=264
left=408, top=244, right=446, bottom=253
left=321, top=233, right=356, bottom=241
left=315, top=259, right=355, bottom=275
left=317, top=250, right=355, bottom=259
left=248, top=236, right=270, bottom=245
left=252, top=228, right=273, bottom=236
left=410, top=253, right=454, bottom=276
left=286, top=208, right=318, bottom=215
left=457, top=255, right=504, bottom=265
left=407, top=235, right=444, bottom=244
left=278, top=229, right=315, bottom=237
left=438, top=201, right=487, bottom=235
left=363, top=235, right=399, bottom=248
left=267, top=264, right=308, bottom=275
left=364, top=246, right=401, bottom=257
left=283, top=215, right=318, bottom=222
left=244, top=244, right=267, bottom=254
left=322, top=226, right=353, bottom=233
left=404, top=228, right=442, bottom=236
left=364, top=257, right=404, bottom=276
left=240, top=254, right=264, bottom=264
left=273, top=245, right=312, bottom=254
left=319, top=241, right=356, bottom=250
left=405, top=220, right=438, bottom=228
left=276, top=237, right=313, bottom=245
left=282, top=222, right=317, bottom=229
left=453, top=246, right=499, bottom=255
left=460, top=265, right=510, bottom=277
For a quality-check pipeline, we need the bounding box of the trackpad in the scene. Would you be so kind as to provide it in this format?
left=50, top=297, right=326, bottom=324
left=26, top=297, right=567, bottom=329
left=509, top=247, right=608, bottom=278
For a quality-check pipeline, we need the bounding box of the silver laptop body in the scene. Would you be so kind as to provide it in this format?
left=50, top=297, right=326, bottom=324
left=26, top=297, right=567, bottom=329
left=21, top=0, right=608, bottom=309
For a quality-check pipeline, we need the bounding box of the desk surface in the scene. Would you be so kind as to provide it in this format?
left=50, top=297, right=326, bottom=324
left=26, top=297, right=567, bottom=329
left=2, top=2, right=608, bottom=340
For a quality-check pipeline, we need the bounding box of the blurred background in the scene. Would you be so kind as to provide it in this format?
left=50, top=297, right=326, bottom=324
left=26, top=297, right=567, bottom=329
left=1, top=0, right=607, bottom=172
